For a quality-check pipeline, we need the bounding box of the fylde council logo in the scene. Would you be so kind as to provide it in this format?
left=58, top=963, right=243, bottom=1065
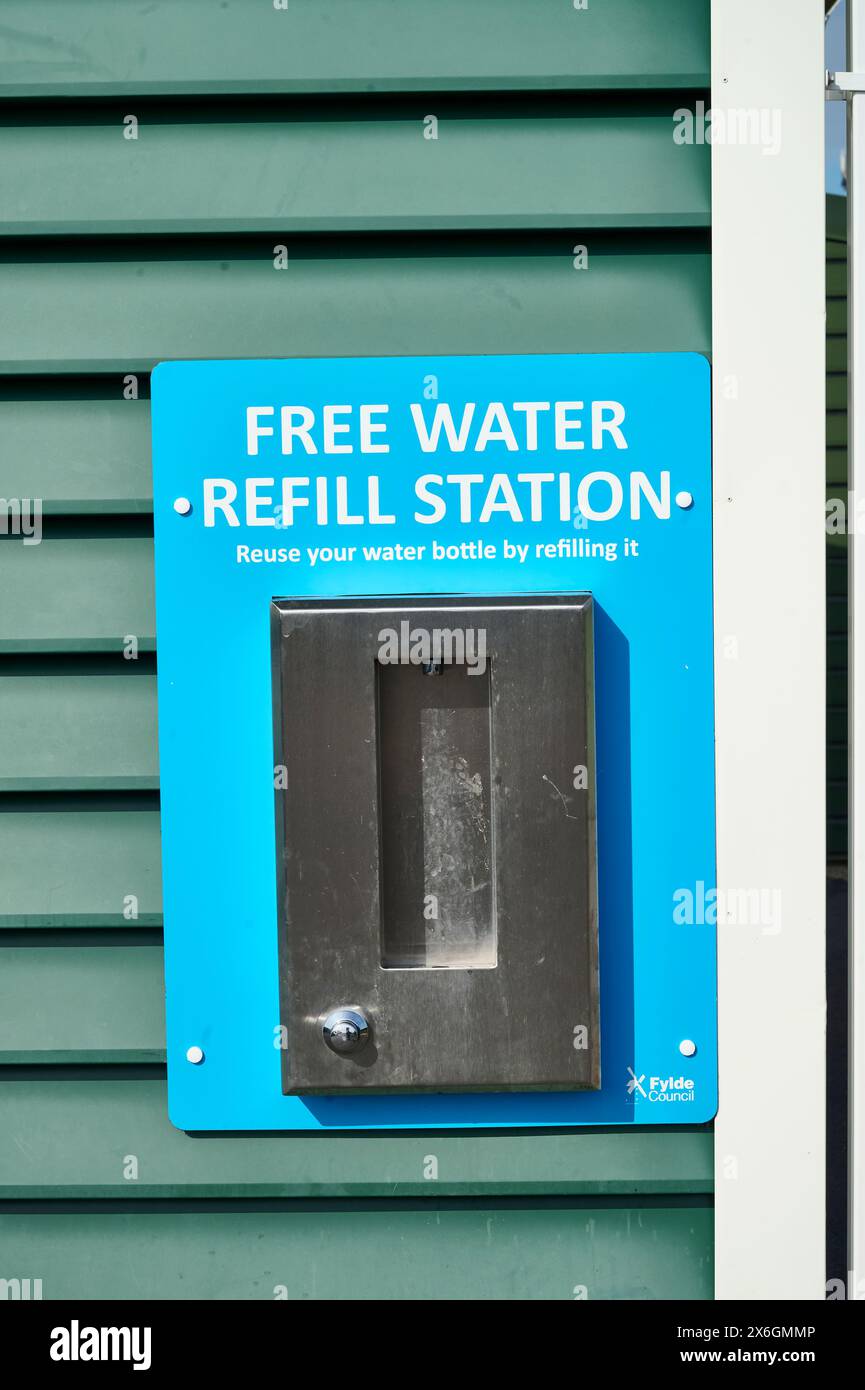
left=627, top=1067, right=696, bottom=1104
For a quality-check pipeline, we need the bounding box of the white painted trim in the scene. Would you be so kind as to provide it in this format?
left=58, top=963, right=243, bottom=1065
left=711, top=0, right=826, bottom=1300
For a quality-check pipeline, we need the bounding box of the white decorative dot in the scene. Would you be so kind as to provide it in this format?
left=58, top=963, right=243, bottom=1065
left=679, top=1039, right=697, bottom=1058
left=174, top=497, right=192, bottom=516
left=675, top=491, right=694, bottom=510
left=186, top=1045, right=205, bottom=1065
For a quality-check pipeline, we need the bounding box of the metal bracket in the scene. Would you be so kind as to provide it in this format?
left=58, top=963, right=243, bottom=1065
left=827, top=69, right=865, bottom=98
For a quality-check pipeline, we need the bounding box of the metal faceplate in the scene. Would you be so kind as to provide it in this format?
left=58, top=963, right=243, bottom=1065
left=272, top=596, right=599, bottom=1093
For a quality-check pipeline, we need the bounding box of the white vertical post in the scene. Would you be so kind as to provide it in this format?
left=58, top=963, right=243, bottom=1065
left=849, top=0, right=865, bottom=1303
left=712, top=0, right=826, bottom=1299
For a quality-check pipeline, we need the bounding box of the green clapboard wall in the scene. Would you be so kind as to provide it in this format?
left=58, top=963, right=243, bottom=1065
left=0, top=0, right=713, bottom=1299
left=827, top=196, right=847, bottom=867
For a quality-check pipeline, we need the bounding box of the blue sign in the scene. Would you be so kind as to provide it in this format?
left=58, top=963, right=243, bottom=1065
left=151, top=352, right=716, bottom=1130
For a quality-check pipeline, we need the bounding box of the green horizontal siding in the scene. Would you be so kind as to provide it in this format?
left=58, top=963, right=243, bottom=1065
left=828, top=336, right=846, bottom=373
left=828, top=412, right=847, bottom=446
left=0, top=2, right=714, bottom=1299
left=0, top=237, right=711, bottom=375
left=829, top=824, right=846, bottom=860
left=0, top=667, right=157, bottom=790
left=827, top=260, right=846, bottom=295
left=829, top=635, right=846, bottom=670
left=0, top=0, right=710, bottom=98
left=829, top=556, right=846, bottom=596
left=828, top=448, right=847, bottom=485
left=0, top=1080, right=712, bottom=1198
left=0, top=946, right=164, bottom=1063
left=827, top=296, right=847, bottom=335
left=827, top=205, right=847, bottom=865
left=0, top=809, right=161, bottom=926
left=0, top=398, right=151, bottom=513
left=829, top=708, right=846, bottom=744
left=0, top=1201, right=712, bottom=1300
left=2, top=99, right=709, bottom=237
left=0, top=537, right=154, bottom=651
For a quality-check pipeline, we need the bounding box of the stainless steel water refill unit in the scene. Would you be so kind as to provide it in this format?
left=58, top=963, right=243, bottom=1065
left=270, top=594, right=599, bottom=1094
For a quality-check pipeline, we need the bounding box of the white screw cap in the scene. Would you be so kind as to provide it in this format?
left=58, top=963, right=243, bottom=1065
left=174, top=497, right=192, bottom=515
left=675, top=491, right=694, bottom=510
left=186, top=1045, right=205, bottom=1065
left=679, top=1039, right=697, bottom=1058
